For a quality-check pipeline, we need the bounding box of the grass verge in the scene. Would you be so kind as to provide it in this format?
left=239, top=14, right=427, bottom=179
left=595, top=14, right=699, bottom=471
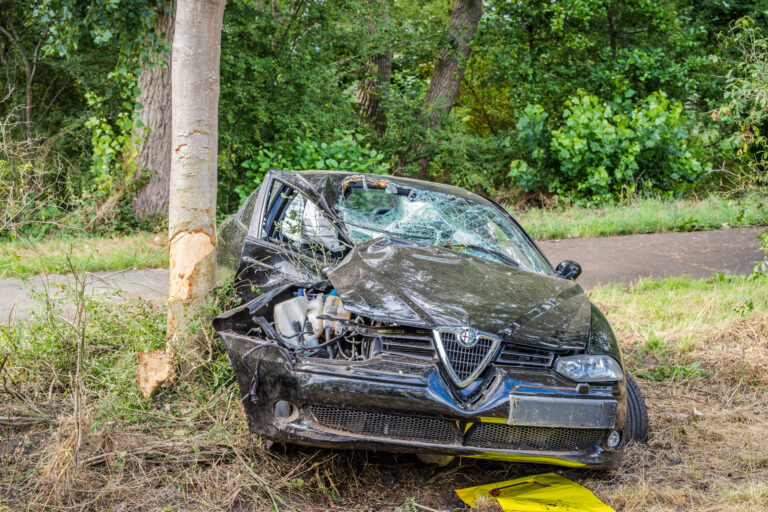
left=0, top=231, right=169, bottom=279
left=515, top=193, right=768, bottom=240
left=1, top=274, right=767, bottom=511
left=1, top=193, right=766, bottom=280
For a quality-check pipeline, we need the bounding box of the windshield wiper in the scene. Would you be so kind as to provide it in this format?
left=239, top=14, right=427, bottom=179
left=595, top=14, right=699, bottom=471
left=451, top=244, right=520, bottom=268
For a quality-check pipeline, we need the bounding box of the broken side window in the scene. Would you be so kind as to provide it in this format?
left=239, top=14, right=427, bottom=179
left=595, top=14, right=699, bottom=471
left=236, top=188, right=259, bottom=230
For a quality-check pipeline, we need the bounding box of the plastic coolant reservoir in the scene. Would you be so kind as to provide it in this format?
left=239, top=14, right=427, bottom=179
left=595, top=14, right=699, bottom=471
left=306, top=295, right=324, bottom=337
left=323, top=290, right=352, bottom=335
left=274, top=295, right=318, bottom=349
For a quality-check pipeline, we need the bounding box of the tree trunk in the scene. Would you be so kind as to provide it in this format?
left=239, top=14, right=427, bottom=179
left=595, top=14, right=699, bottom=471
left=356, top=53, right=391, bottom=135
left=417, top=0, right=482, bottom=178
left=423, top=0, right=482, bottom=128
left=167, top=0, right=225, bottom=378
left=355, top=0, right=391, bottom=135
left=132, top=10, right=175, bottom=220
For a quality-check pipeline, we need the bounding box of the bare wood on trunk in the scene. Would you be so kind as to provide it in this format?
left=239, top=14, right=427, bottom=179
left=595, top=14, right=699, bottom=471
left=132, top=9, right=175, bottom=220
left=139, top=0, right=226, bottom=395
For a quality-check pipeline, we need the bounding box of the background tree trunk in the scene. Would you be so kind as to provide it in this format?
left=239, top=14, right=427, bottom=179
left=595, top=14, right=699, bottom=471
left=417, top=0, right=482, bottom=177
left=355, top=0, right=391, bottom=135
left=132, top=10, right=175, bottom=220
left=166, top=0, right=225, bottom=375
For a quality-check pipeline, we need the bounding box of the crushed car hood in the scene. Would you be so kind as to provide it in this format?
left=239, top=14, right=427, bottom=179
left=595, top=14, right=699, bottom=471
left=329, top=238, right=591, bottom=351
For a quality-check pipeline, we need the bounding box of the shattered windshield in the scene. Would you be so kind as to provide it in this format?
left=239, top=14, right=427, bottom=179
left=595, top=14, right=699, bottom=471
left=334, top=176, right=551, bottom=274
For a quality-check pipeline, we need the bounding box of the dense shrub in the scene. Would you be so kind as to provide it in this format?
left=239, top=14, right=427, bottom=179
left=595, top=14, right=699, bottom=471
left=422, top=123, right=515, bottom=197
left=233, top=129, right=389, bottom=201
left=509, top=92, right=706, bottom=204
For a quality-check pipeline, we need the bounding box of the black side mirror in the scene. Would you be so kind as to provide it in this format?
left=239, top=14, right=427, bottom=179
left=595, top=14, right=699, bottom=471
left=555, top=260, right=582, bottom=280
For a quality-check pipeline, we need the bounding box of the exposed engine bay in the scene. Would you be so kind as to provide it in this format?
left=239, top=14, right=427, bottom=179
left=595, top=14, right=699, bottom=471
left=216, top=280, right=436, bottom=367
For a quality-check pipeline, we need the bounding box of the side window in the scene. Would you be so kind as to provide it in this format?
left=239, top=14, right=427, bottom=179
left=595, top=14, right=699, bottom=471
left=270, top=187, right=342, bottom=253
left=236, top=188, right=259, bottom=229
left=247, top=179, right=282, bottom=238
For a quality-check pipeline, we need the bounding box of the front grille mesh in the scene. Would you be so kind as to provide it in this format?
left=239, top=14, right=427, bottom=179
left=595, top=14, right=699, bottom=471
left=465, top=423, right=606, bottom=451
left=496, top=344, right=554, bottom=367
left=440, top=331, right=495, bottom=380
left=309, top=406, right=459, bottom=444
left=308, top=406, right=604, bottom=452
left=381, top=334, right=435, bottom=359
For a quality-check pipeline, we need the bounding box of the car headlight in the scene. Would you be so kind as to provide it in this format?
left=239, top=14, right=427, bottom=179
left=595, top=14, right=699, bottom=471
left=554, top=355, right=624, bottom=382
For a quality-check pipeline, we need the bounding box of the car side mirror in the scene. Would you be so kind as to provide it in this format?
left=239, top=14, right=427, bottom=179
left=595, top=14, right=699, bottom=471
left=555, top=260, right=582, bottom=280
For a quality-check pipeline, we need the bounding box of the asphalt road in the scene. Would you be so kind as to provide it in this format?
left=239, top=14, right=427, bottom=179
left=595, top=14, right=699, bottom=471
left=2, top=227, right=764, bottom=320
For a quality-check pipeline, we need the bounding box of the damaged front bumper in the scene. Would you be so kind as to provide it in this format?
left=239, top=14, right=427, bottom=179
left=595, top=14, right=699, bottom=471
left=218, top=327, right=626, bottom=468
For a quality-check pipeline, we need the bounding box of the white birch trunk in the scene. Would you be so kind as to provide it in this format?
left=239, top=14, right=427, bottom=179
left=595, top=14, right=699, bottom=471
left=166, top=0, right=225, bottom=378
left=139, top=0, right=226, bottom=395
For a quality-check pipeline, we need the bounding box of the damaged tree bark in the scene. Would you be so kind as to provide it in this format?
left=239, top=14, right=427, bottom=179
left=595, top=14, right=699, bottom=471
left=138, top=0, right=226, bottom=396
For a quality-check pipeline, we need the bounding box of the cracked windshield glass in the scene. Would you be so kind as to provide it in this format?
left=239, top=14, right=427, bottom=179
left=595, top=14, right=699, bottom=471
left=335, top=177, right=551, bottom=275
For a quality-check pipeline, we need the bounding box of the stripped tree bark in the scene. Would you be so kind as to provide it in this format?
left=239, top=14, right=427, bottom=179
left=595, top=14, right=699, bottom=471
left=137, top=0, right=226, bottom=395
left=132, top=8, right=175, bottom=220
left=355, top=0, right=391, bottom=135
left=417, top=0, right=483, bottom=178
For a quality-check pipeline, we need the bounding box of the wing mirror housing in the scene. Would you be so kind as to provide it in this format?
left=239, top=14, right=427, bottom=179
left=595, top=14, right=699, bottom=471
left=555, top=260, right=582, bottom=280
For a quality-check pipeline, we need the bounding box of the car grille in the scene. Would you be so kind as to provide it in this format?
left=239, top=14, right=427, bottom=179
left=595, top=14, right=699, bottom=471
left=308, top=406, right=605, bottom=452
left=465, top=423, right=606, bottom=451
left=381, top=333, right=436, bottom=359
left=439, top=331, right=496, bottom=381
left=495, top=343, right=554, bottom=367
left=308, top=406, right=460, bottom=443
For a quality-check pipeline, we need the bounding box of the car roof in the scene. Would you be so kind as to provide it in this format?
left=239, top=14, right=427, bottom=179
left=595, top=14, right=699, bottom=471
left=276, top=170, right=493, bottom=206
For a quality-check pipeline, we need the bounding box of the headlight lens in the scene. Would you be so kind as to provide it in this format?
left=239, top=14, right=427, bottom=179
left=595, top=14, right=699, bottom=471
left=554, top=354, right=624, bottom=382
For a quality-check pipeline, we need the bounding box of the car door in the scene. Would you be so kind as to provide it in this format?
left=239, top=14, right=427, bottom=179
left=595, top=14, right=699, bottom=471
left=217, top=189, right=259, bottom=283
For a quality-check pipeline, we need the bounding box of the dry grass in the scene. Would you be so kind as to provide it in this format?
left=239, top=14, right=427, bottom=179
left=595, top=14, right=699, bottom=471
left=1, top=275, right=767, bottom=511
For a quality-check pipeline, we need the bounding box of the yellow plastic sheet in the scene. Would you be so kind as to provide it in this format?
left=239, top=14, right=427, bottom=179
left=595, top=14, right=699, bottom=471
left=455, top=472, right=615, bottom=512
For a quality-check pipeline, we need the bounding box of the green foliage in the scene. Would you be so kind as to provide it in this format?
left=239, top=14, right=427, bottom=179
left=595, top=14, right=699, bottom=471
left=750, top=230, right=768, bottom=280
left=234, top=129, right=388, bottom=201
left=510, top=91, right=705, bottom=204
left=84, top=67, right=143, bottom=200
left=2, top=0, right=768, bottom=229
left=426, top=127, right=514, bottom=196
left=713, top=17, right=768, bottom=186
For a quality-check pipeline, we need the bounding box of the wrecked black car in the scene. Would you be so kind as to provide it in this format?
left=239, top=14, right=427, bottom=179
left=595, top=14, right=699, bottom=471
left=214, top=170, right=648, bottom=468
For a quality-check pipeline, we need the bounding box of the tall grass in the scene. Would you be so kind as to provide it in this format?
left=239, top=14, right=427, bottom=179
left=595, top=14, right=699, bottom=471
left=0, top=232, right=169, bottom=278
left=515, top=193, right=768, bottom=240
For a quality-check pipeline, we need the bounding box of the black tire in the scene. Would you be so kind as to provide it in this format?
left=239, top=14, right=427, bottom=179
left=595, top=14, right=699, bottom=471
left=625, top=374, right=649, bottom=443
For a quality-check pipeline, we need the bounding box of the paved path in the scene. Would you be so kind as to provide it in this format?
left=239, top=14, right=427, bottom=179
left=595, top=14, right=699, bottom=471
left=539, top=226, right=765, bottom=289
left=1, top=227, right=764, bottom=320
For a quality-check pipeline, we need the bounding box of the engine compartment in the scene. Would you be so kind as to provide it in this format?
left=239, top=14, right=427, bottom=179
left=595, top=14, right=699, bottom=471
left=214, top=282, right=436, bottom=363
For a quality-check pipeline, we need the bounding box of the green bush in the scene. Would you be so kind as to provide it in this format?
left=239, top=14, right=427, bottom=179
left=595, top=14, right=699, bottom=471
left=509, top=91, right=705, bottom=204
left=426, top=128, right=514, bottom=196
left=234, top=129, right=389, bottom=201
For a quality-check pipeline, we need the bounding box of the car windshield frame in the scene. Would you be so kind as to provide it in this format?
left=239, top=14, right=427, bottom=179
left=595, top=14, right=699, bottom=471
left=330, top=177, right=553, bottom=275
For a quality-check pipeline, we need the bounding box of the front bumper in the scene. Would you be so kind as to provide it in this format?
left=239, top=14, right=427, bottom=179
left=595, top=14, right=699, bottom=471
left=220, top=330, right=626, bottom=468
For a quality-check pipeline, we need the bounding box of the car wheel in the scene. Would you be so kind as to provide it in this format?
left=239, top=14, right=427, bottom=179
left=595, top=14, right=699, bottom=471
left=416, top=454, right=455, bottom=467
left=625, top=374, right=649, bottom=443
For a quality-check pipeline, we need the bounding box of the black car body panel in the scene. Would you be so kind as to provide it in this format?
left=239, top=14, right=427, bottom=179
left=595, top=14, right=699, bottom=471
left=329, top=238, right=591, bottom=350
left=214, top=170, right=627, bottom=468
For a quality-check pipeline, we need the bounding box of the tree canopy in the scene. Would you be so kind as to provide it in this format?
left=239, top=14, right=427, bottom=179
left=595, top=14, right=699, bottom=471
left=1, top=0, right=766, bottom=235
